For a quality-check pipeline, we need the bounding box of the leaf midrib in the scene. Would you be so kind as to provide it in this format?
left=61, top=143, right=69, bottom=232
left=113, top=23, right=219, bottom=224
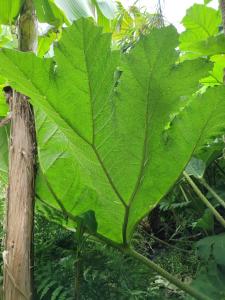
left=81, top=21, right=127, bottom=208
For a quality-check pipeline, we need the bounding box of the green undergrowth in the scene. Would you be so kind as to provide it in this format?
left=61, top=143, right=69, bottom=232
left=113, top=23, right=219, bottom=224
left=34, top=215, right=199, bottom=300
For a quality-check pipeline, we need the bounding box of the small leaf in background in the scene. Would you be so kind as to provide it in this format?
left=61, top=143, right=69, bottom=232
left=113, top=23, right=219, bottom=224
left=185, top=157, right=206, bottom=179
left=209, top=54, right=225, bottom=84
left=180, top=4, right=221, bottom=47
left=192, top=209, right=214, bottom=233
left=179, top=4, right=223, bottom=60
left=196, top=233, right=225, bottom=266
left=38, top=28, right=61, bottom=57
left=196, top=138, right=224, bottom=166
left=0, top=25, right=17, bottom=49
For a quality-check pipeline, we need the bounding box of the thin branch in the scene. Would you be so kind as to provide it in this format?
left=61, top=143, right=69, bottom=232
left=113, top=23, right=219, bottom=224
left=179, top=184, right=189, bottom=203
left=146, top=233, right=191, bottom=253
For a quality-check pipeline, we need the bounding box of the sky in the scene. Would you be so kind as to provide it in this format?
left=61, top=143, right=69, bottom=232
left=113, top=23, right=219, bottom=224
left=119, top=0, right=219, bottom=31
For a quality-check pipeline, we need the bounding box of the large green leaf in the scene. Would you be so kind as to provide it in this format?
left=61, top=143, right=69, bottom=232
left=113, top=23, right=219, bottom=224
left=1, top=19, right=225, bottom=245
left=33, top=0, right=116, bottom=28
left=0, top=0, right=24, bottom=25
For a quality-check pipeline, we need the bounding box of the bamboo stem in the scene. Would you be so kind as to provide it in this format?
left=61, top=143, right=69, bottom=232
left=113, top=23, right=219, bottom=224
left=200, top=179, right=225, bottom=209
left=183, top=171, right=225, bottom=228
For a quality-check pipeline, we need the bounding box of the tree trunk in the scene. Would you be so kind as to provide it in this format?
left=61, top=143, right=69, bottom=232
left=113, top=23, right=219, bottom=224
left=221, top=0, right=225, bottom=34
left=3, top=1, right=37, bottom=299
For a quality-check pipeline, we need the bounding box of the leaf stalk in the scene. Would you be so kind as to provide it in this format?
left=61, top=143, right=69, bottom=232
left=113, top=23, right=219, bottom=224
left=126, top=247, right=211, bottom=300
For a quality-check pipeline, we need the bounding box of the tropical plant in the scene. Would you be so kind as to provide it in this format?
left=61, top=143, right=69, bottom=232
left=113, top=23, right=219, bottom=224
left=1, top=12, right=225, bottom=298
left=1, top=1, right=225, bottom=299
